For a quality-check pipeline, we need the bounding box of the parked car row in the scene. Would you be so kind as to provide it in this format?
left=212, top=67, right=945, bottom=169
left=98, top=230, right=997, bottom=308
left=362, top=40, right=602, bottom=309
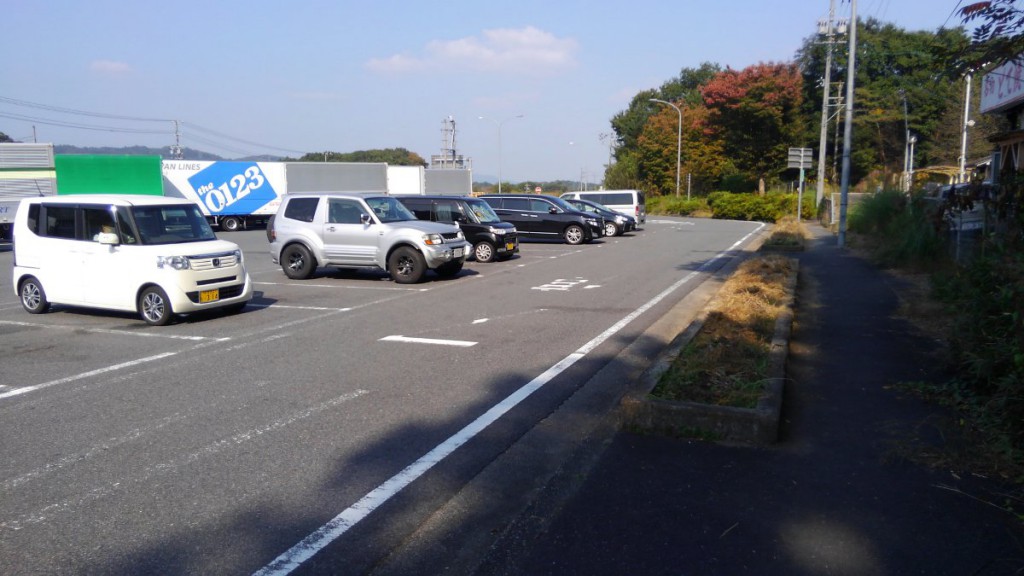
left=9, top=191, right=644, bottom=326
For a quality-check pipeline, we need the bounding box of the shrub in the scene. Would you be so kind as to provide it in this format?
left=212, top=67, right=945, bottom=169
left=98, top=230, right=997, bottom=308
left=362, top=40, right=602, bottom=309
left=705, top=191, right=812, bottom=222
left=647, top=195, right=709, bottom=216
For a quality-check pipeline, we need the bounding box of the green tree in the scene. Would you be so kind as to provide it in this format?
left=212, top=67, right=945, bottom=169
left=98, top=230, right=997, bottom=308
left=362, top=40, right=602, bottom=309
left=297, top=147, right=427, bottom=166
left=796, top=19, right=997, bottom=187
left=0, top=131, right=13, bottom=143
left=607, top=63, right=721, bottom=167
left=638, top=102, right=729, bottom=196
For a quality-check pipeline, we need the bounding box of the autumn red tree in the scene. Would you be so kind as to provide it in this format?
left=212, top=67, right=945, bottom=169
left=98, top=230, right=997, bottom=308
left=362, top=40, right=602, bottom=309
left=638, top=102, right=730, bottom=196
left=700, top=62, right=805, bottom=187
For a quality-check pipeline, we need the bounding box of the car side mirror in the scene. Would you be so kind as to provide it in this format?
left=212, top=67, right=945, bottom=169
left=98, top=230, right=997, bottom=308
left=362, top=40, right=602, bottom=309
left=549, top=207, right=558, bottom=214
left=360, top=213, right=373, bottom=225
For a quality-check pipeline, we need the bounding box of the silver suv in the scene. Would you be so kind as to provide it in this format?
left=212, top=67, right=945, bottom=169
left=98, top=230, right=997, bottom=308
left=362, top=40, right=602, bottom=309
left=268, top=193, right=470, bottom=284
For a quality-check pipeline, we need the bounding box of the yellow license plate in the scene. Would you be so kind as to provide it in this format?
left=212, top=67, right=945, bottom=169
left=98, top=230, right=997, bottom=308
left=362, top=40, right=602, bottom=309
left=506, top=242, right=515, bottom=251
left=199, top=289, right=220, bottom=303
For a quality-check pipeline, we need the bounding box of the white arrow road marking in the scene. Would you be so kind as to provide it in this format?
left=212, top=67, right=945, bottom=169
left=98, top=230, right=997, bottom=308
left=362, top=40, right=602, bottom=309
left=379, top=335, right=477, bottom=347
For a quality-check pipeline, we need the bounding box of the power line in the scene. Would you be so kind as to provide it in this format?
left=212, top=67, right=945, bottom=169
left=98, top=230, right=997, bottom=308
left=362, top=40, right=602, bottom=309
left=0, top=95, right=171, bottom=122
left=943, top=1, right=966, bottom=29
left=0, top=111, right=170, bottom=135
left=0, top=95, right=308, bottom=157
left=182, top=122, right=308, bottom=155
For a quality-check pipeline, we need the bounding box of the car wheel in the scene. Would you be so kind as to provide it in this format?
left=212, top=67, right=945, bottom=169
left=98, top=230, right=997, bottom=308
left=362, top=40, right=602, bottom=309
left=564, top=224, right=585, bottom=245
left=604, top=222, right=619, bottom=237
left=281, top=244, right=316, bottom=279
left=435, top=261, right=463, bottom=277
left=221, top=216, right=241, bottom=231
left=474, top=241, right=495, bottom=263
left=389, top=246, right=426, bottom=284
left=139, top=286, right=174, bottom=326
left=19, top=276, right=50, bottom=314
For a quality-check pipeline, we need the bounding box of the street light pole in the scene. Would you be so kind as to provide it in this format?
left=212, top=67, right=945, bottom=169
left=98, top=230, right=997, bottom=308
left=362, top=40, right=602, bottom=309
left=649, top=98, right=682, bottom=197
left=479, top=114, right=524, bottom=194
left=959, top=72, right=973, bottom=183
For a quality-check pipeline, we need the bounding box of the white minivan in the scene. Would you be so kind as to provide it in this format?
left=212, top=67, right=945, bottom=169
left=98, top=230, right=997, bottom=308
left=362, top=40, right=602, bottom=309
left=560, top=190, right=646, bottom=225
left=11, top=195, right=253, bottom=326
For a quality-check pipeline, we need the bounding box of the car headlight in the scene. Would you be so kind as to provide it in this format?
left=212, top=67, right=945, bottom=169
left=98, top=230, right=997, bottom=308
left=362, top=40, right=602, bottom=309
left=423, top=233, right=444, bottom=245
left=490, top=226, right=507, bottom=235
left=234, top=249, right=243, bottom=264
left=615, top=215, right=626, bottom=223
left=456, top=230, right=464, bottom=240
left=585, top=218, right=599, bottom=226
left=157, top=255, right=190, bottom=270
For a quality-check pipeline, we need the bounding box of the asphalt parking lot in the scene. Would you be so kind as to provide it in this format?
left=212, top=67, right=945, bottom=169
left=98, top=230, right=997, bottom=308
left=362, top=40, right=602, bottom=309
left=0, top=218, right=765, bottom=574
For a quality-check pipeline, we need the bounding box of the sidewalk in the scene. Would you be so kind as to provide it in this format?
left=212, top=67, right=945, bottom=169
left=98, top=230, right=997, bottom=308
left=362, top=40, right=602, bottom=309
left=474, top=224, right=1024, bottom=575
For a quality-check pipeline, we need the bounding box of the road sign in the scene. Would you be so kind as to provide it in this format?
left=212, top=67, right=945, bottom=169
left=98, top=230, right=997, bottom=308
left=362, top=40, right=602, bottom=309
left=787, top=147, right=814, bottom=169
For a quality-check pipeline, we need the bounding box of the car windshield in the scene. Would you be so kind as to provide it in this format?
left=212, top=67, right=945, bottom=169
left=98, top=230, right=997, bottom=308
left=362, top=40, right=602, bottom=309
left=583, top=200, right=614, bottom=212
left=366, top=196, right=416, bottom=223
left=131, top=204, right=217, bottom=245
left=547, top=196, right=579, bottom=212
left=463, top=198, right=502, bottom=223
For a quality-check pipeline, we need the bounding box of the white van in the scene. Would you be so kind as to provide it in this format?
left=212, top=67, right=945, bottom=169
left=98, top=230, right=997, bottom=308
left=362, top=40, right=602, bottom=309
left=560, top=190, right=646, bottom=224
left=11, top=195, right=253, bottom=326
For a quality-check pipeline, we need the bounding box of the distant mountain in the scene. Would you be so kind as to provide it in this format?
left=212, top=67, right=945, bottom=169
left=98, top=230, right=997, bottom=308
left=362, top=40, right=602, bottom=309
left=51, top=145, right=281, bottom=162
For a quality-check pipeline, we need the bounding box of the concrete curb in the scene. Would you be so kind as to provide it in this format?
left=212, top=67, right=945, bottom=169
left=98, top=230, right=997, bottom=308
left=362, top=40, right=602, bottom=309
left=621, top=257, right=798, bottom=445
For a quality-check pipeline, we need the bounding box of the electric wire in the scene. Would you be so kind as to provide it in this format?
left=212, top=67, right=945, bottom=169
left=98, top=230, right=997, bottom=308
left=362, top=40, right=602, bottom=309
left=0, top=95, right=308, bottom=157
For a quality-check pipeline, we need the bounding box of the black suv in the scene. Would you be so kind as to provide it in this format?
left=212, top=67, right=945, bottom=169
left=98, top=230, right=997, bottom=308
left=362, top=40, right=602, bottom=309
left=397, top=195, right=519, bottom=262
left=478, top=194, right=603, bottom=245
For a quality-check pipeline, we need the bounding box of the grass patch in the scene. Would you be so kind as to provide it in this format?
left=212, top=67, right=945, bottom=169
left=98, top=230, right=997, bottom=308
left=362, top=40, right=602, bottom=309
left=651, top=255, right=795, bottom=408
left=762, top=216, right=808, bottom=250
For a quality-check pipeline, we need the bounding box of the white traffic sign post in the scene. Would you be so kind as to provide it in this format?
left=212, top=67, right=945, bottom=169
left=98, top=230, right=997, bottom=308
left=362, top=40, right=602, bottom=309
left=787, top=147, right=814, bottom=222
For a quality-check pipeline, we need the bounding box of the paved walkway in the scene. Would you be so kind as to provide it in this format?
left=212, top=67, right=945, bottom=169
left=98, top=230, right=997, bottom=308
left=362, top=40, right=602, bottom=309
left=474, top=224, right=1024, bottom=575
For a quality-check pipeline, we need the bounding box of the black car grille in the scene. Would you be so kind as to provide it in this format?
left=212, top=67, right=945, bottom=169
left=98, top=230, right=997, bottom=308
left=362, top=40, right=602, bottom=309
left=442, top=232, right=461, bottom=240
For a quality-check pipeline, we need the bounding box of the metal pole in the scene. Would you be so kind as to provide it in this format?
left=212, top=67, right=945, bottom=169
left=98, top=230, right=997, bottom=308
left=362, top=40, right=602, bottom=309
left=959, top=72, right=973, bottom=183
left=901, top=91, right=910, bottom=191
left=838, top=0, right=857, bottom=248
left=479, top=114, right=523, bottom=194
left=649, top=98, right=682, bottom=197
left=816, top=0, right=836, bottom=207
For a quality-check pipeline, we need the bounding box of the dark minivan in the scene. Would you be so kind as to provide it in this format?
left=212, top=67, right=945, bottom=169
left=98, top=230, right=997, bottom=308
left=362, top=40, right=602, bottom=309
left=478, top=194, right=604, bottom=245
left=397, top=195, right=519, bottom=262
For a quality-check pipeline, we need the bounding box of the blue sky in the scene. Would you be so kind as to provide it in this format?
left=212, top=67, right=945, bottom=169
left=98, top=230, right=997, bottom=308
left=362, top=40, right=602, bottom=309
left=1, top=0, right=968, bottom=182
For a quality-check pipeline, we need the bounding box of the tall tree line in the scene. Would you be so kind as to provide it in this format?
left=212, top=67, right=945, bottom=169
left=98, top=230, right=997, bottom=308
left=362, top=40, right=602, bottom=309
left=606, top=18, right=1008, bottom=196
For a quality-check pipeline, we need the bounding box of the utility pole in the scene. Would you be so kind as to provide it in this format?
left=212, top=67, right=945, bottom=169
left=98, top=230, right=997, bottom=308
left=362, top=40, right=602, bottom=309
left=170, top=120, right=183, bottom=160
left=838, top=0, right=857, bottom=248
left=816, top=0, right=845, bottom=206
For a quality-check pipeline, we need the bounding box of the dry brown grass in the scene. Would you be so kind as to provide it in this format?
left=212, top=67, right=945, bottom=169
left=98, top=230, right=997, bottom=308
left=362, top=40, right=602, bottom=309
left=761, top=216, right=810, bottom=250
left=652, top=255, right=796, bottom=408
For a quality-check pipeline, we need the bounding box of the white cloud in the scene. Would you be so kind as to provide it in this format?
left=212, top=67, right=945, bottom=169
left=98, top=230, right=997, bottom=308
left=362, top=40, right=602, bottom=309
left=89, top=60, right=132, bottom=75
left=366, top=26, right=577, bottom=76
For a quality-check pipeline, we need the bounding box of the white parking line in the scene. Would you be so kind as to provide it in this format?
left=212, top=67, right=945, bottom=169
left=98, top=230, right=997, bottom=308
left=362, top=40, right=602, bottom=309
left=254, top=223, right=766, bottom=576
left=0, top=390, right=370, bottom=531
left=254, top=281, right=427, bottom=292
left=379, top=335, right=477, bottom=347
left=247, top=304, right=353, bottom=312
left=0, top=320, right=228, bottom=342
left=0, top=352, right=178, bottom=401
